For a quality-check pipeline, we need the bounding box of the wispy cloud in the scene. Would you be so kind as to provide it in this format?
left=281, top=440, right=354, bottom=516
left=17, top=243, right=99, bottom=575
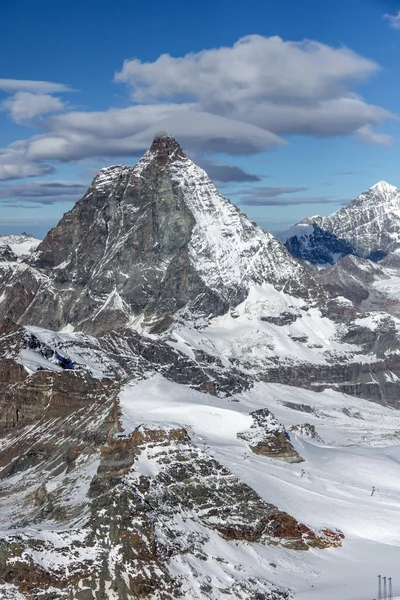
left=334, top=171, right=360, bottom=175
left=383, top=11, right=400, bottom=30
left=235, top=186, right=344, bottom=206
left=0, top=79, right=72, bottom=94
left=196, top=160, right=261, bottom=183
left=0, top=180, right=87, bottom=205
left=356, top=124, right=393, bottom=147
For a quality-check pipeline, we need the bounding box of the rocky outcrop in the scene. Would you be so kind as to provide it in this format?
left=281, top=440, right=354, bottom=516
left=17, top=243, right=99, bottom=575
left=238, top=409, right=304, bottom=463
left=289, top=423, right=324, bottom=443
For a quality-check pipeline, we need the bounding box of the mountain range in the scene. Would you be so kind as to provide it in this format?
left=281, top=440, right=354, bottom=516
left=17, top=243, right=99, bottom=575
left=1, top=135, right=400, bottom=600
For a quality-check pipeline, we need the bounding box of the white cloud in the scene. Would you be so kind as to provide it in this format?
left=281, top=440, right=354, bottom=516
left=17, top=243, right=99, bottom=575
left=0, top=78, right=72, bottom=94
left=0, top=35, right=394, bottom=180
left=114, top=35, right=391, bottom=142
left=2, top=92, right=65, bottom=123
left=355, top=125, right=393, bottom=147
left=383, top=11, right=400, bottom=30
left=115, top=35, right=378, bottom=106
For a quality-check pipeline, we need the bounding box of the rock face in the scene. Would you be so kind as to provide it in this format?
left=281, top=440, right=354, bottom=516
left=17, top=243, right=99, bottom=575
left=289, top=423, right=324, bottom=444
left=292, top=181, right=400, bottom=261
left=0, top=134, right=320, bottom=335
left=313, top=254, right=386, bottom=306
left=238, top=409, right=304, bottom=463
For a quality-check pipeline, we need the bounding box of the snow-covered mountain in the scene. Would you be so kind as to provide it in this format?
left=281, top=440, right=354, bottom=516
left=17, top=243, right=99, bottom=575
left=2, top=137, right=400, bottom=600
left=283, top=181, right=400, bottom=265
left=20, top=134, right=318, bottom=334
left=0, top=233, right=41, bottom=257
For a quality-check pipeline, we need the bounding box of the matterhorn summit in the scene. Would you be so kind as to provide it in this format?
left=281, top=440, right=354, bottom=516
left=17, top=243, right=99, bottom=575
left=0, top=134, right=318, bottom=334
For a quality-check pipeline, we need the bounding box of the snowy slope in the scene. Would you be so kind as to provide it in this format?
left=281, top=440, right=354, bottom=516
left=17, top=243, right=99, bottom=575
left=0, top=233, right=41, bottom=257
left=169, top=283, right=361, bottom=372
left=166, top=149, right=310, bottom=302
left=120, top=374, right=400, bottom=600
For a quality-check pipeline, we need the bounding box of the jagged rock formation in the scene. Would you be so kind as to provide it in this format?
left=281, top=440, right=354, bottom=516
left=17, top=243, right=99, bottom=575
left=289, top=423, right=324, bottom=443
left=0, top=135, right=320, bottom=335
left=290, top=181, right=400, bottom=262
left=238, top=409, right=303, bottom=463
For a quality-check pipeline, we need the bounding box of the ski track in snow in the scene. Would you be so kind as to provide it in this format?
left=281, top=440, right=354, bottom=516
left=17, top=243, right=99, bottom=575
left=120, top=374, right=400, bottom=600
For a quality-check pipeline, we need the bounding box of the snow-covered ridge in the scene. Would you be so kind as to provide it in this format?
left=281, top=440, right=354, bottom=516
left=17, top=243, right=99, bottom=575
left=119, top=373, right=400, bottom=600
left=168, top=156, right=307, bottom=299
left=0, top=233, right=41, bottom=257
left=294, top=180, right=400, bottom=260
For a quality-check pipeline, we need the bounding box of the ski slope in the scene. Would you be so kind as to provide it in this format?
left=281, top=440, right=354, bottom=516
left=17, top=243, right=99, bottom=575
left=120, top=375, right=400, bottom=600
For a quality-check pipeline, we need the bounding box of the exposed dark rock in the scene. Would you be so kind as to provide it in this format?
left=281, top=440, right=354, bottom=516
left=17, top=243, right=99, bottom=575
left=238, top=409, right=304, bottom=463
left=289, top=423, right=324, bottom=443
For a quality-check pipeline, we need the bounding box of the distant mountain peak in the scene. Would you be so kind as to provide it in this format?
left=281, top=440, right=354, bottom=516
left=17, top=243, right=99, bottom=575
left=286, top=180, right=400, bottom=263
left=369, top=180, right=398, bottom=193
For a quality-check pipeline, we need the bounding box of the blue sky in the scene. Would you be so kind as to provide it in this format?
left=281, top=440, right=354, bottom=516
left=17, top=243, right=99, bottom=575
left=1, top=0, right=400, bottom=237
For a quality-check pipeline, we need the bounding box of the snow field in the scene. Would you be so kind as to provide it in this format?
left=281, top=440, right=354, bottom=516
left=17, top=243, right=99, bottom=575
left=120, top=375, right=400, bottom=600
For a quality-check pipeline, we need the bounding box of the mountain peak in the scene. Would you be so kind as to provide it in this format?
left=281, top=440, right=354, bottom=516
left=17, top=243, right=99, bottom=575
left=291, top=179, right=400, bottom=261
left=369, top=180, right=398, bottom=194
left=149, top=132, right=186, bottom=162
